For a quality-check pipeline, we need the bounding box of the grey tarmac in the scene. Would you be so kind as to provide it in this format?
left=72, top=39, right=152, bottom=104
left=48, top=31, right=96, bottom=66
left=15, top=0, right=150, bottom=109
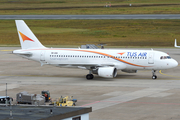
left=0, top=14, right=180, bottom=20
left=0, top=47, right=180, bottom=120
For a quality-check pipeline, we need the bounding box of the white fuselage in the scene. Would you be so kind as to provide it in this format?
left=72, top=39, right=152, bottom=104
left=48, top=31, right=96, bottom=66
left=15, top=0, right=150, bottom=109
left=13, top=48, right=178, bottom=71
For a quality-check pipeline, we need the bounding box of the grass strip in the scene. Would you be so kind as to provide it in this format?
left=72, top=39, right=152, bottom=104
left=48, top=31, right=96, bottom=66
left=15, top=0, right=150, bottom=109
left=0, top=0, right=180, bottom=14
left=0, top=19, right=179, bottom=47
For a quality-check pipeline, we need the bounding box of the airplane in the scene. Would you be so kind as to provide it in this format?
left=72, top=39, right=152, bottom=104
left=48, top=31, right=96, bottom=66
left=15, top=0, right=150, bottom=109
left=13, top=20, right=178, bottom=80
left=174, top=39, right=180, bottom=48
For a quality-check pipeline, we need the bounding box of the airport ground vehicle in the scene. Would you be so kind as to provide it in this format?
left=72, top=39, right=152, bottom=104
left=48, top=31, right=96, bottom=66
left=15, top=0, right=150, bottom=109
left=41, top=90, right=51, bottom=102
left=16, top=91, right=45, bottom=105
left=0, top=96, right=13, bottom=104
left=52, top=96, right=77, bottom=106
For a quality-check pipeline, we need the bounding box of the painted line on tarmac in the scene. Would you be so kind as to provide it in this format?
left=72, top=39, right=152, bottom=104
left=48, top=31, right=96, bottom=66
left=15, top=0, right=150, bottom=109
left=0, top=50, right=12, bottom=51
left=0, top=73, right=174, bottom=80
left=0, top=74, right=152, bottom=80
left=0, top=84, right=19, bottom=92
left=0, top=74, right=52, bottom=77
left=81, top=100, right=180, bottom=107
left=81, top=88, right=169, bottom=111
left=159, top=70, right=180, bottom=78
left=0, top=74, right=85, bottom=78
left=0, top=60, right=32, bottom=62
left=81, top=101, right=101, bottom=107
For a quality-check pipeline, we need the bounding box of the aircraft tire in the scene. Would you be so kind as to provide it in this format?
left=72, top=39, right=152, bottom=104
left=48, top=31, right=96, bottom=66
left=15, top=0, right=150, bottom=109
left=152, top=75, right=157, bottom=79
left=86, top=74, right=94, bottom=80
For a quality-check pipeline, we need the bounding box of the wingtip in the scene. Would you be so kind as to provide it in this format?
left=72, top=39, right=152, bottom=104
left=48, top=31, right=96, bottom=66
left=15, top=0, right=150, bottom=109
left=174, top=39, right=179, bottom=48
left=175, top=39, right=176, bottom=47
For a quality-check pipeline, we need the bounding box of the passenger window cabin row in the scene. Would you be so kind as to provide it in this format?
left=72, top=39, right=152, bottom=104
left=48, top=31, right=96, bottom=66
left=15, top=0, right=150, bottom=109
left=50, top=55, right=147, bottom=59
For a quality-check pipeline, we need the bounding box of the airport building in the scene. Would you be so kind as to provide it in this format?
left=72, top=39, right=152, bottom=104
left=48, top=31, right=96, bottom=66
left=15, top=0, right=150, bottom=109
left=0, top=105, right=92, bottom=120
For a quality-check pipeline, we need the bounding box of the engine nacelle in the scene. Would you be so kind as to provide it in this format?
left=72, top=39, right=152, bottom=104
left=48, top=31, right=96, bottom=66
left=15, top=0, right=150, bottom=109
left=121, top=70, right=137, bottom=73
left=98, top=67, right=117, bottom=78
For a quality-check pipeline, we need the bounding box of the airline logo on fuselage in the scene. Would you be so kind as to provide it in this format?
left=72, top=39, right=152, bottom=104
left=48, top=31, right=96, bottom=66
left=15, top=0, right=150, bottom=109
left=127, top=52, right=147, bottom=57
left=19, top=31, right=34, bottom=42
left=118, top=52, right=125, bottom=55
left=118, top=52, right=147, bottom=57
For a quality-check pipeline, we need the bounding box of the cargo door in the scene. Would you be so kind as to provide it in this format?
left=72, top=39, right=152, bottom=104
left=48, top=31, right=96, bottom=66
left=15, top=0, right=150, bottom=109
left=148, top=52, right=154, bottom=64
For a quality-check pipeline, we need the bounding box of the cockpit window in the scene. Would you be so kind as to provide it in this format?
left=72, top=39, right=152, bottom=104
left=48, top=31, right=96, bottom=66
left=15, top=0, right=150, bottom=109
left=160, top=56, right=171, bottom=59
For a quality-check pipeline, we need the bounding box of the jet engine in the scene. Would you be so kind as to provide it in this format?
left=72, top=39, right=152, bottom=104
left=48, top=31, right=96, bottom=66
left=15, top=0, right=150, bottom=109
left=95, top=67, right=117, bottom=78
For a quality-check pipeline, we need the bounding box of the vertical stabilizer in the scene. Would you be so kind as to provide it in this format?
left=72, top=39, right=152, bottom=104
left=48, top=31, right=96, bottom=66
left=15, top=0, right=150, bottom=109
left=15, top=20, right=45, bottom=49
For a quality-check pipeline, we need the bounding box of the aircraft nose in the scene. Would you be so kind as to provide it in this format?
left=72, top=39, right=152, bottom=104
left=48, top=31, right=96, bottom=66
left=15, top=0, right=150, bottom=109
left=172, top=59, right=178, bottom=68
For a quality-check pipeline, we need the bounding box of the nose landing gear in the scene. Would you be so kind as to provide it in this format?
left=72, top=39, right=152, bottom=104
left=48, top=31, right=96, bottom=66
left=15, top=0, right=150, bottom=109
left=152, top=70, right=157, bottom=79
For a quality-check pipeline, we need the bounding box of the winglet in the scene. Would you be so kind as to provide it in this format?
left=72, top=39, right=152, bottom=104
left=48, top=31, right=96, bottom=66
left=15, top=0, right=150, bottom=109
left=175, top=39, right=177, bottom=47
left=174, top=39, right=180, bottom=48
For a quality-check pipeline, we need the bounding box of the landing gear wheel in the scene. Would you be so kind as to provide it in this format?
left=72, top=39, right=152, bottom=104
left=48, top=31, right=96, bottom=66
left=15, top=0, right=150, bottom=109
left=152, top=75, right=157, bottom=80
left=152, top=70, right=157, bottom=79
left=90, top=74, right=94, bottom=79
left=86, top=74, right=94, bottom=80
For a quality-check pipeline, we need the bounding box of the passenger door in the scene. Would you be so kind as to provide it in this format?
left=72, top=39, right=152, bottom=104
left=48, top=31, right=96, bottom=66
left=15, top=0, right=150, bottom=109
left=148, top=52, right=154, bottom=64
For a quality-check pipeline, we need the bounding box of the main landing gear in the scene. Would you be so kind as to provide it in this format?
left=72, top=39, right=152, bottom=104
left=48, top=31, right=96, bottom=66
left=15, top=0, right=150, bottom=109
left=86, top=70, right=94, bottom=80
left=152, top=70, right=157, bottom=80
left=86, top=74, right=94, bottom=80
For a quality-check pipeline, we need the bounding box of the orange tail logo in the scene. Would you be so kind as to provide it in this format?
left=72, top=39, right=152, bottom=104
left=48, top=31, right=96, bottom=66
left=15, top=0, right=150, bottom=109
left=19, top=31, right=34, bottom=42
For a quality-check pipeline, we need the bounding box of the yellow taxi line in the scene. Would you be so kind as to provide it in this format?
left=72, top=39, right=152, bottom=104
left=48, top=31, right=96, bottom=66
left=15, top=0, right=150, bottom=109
left=0, top=50, right=13, bottom=51
left=159, top=70, right=180, bottom=78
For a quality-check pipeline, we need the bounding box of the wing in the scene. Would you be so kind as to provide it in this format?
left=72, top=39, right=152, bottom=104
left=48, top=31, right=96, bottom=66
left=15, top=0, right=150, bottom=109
left=56, top=63, right=115, bottom=70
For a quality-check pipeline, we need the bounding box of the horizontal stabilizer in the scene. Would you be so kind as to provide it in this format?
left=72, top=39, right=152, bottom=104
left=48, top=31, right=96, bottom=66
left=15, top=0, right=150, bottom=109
left=13, top=50, right=32, bottom=57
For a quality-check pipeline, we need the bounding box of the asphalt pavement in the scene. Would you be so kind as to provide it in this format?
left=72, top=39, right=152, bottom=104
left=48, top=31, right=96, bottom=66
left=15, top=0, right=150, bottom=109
left=0, top=47, right=180, bottom=120
left=0, top=14, right=180, bottom=20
